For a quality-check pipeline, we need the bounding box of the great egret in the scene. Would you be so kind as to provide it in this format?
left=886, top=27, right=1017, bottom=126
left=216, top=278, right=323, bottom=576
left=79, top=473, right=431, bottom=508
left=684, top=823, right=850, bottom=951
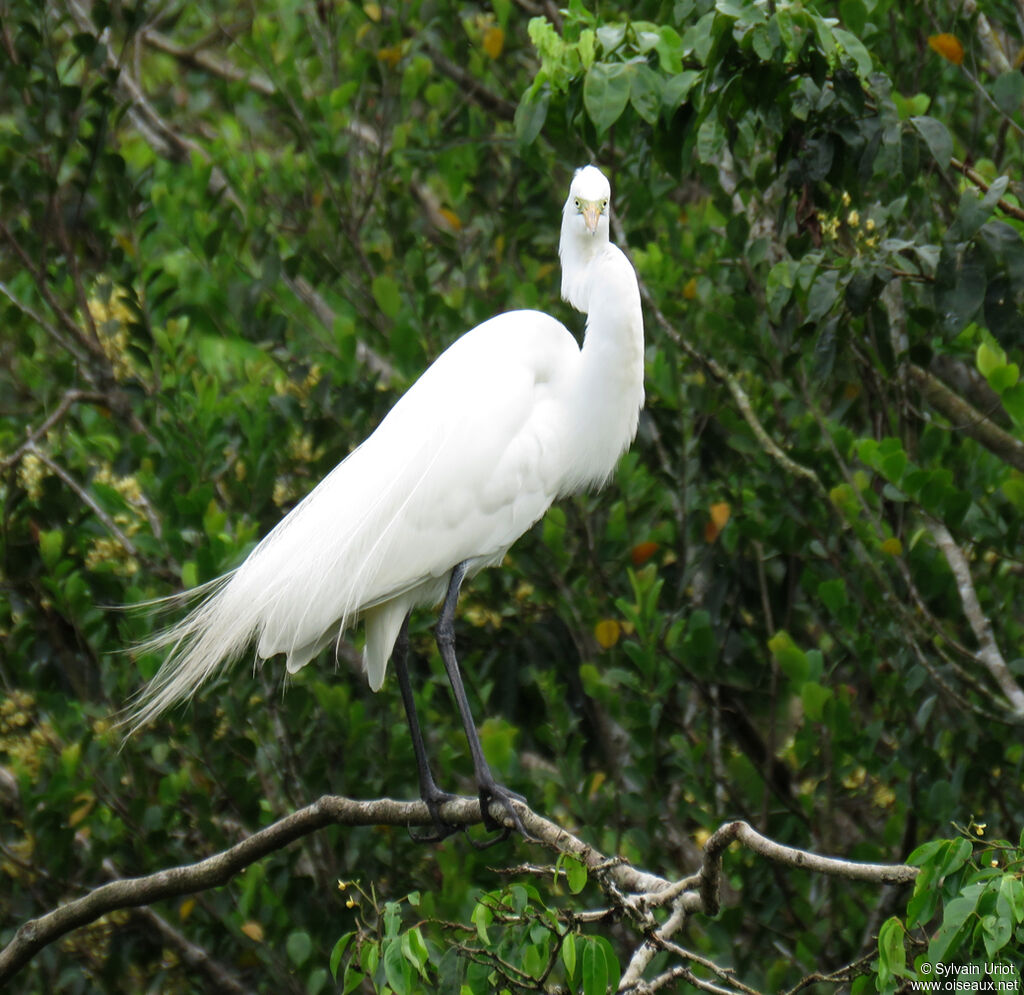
left=128, top=165, right=644, bottom=841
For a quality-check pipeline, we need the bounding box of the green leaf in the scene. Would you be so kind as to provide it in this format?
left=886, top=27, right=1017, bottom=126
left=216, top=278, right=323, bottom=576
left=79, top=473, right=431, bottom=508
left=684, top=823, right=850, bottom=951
left=581, top=936, right=608, bottom=995
left=330, top=933, right=354, bottom=981
left=371, top=274, right=402, bottom=320
left=682, top=10, right=719, bottom=65
left=929, top=894, right=976, bottom=962
left=383, top=938, right=412, bottom=995
left=584, top=63, right=632, bottom=131
left=938, top=837, right=973, bottom=880
left=594, top=936, right=621, bottom=992
left=983, top=910, right=1013, bottom=958
left=662, top=70, right=700, bottom=110
left=997, top=874, right=1024, bottom=925
left=801, top=681, right=833, bottom=721
left=561, top=932, right=577, bottom=980
left=696, top=112, right=726, bottom=163
left=988, top=362, right=1019, bottom=394
left=655, top=25, right=684, bottom=73
left=877, top=917, right=907, bottom=988
left=342, top=967, right=364, bottom=995
left=910, top=115, right=952, bottom=168
left=907, top=838, right=946, bottom=867
left=833, top=27, right=872, bottom=77
left=581, top=935, right=619, bottom=995
left=769, top=630, right=809, bottom=683
left=38, top=529, right=63, bottom=567
left=402, top=928, right=430, bottom=977
left=630, top=64, right=662, bottom=124
left=596, top=23, right=626, bottom=54
left=562, top=854, right=588, bottom=894
left=286, top=930, right=313, bottom=967
left=977, top=340, right=1006, bottom=378
left=818, top=578, right=848, bottom=618
left=954, top=176, right=1009, bottom=240
left=1001, top=382, right=1024, bottom=423
left=471, top=900, right=493, bottom=945
left=807, top=270, right=840, bottom=322
left=514, top=83, right=550, bottom=146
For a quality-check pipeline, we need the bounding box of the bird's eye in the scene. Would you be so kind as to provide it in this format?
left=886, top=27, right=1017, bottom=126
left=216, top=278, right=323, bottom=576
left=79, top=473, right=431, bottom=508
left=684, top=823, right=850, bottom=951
left=601, top=199, right=608, bottom=211
left=574, top=197, right=582, bottom=210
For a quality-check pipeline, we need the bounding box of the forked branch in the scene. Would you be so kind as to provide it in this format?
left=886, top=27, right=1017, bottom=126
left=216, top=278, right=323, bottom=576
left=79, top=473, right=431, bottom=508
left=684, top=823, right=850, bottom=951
left=0, top=797, right=916, bottom=987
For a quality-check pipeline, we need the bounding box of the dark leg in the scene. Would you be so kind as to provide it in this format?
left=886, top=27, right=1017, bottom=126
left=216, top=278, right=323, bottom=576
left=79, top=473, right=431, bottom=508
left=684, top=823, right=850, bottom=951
left=435, top=562, right=532, bottom=845
left=393, top=614, right=459, bottom=842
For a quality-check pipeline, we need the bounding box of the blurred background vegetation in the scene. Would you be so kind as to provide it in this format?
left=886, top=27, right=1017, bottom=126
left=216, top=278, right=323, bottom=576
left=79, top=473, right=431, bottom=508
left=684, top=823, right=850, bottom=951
left=2, top=0, right=1023, bottom=991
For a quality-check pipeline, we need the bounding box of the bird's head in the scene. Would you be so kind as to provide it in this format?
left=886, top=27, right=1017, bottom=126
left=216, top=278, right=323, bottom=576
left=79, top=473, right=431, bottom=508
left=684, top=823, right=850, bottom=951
left=563, top=165, right=611, bottom=237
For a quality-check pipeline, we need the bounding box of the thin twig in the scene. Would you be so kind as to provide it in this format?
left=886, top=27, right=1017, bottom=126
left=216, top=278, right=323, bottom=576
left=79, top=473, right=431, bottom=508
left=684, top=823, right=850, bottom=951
left=0, top=390, right=110, bottom=472
left=24, top=444, right=140, bottom=559
left=949, top=157, right=1024, bottom=222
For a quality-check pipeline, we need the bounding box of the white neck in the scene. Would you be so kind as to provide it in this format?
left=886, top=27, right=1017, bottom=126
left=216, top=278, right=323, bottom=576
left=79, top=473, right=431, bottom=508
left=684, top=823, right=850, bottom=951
left=559, top=238, right=645, bottom=493
left=559, top=210, right=606, bottom=313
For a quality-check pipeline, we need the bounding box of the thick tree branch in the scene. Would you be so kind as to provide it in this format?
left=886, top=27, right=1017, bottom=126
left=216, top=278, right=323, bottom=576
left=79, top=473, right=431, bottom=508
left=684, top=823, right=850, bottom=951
left=0, top=799, right=918, bottom=987
left=908, top=363, right=1024, bottom=473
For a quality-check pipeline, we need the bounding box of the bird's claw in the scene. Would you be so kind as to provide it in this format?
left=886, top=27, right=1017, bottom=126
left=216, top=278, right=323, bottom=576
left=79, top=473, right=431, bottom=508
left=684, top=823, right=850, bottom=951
left=409, top=788, right=461, bottom=844
left=476, top=781, right=536, bottom=845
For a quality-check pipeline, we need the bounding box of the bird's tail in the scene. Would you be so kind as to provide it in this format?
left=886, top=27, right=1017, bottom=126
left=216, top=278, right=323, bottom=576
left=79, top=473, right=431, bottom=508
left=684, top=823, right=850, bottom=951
left=118, top=571, right=257, bottom=735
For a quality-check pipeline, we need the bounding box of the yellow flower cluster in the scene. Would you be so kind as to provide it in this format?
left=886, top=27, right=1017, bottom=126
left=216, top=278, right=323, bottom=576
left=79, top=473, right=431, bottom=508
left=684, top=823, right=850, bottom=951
left=84, top=536, right=139, bottom=576
left=86, top=284, right=141, bottom=382
left=84, top=464, right=148, bottom=576
left=821, top=192, right=879, bottom=251
left=274, top=363, right=323, bottom=400
left=0, top=690, right=53, bottom=779
left=287, top=431, right=322, bottom=464
left=17, top=451, right=47, bottom=500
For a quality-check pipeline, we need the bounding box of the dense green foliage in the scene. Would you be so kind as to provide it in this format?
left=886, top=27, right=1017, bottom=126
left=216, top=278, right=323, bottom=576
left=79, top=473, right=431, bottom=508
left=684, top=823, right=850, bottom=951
left=2, top=0, right=1024, bottom=991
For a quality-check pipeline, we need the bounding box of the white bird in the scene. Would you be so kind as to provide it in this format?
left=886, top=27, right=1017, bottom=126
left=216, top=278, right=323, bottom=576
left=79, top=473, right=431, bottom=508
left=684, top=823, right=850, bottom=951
left=128, top=165, right=644, bottom=841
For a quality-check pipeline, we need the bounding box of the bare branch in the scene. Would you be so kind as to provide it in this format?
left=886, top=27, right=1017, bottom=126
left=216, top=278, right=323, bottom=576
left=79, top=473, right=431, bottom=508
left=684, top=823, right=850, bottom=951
left=0, top=795, right=479, bottom=983
left=908, top=364, right=1024, bottom=473
left=926, top=519, right=1024, bottom=716
left=0, top=799, right=918, bottom=986
left=699, top=820, right=917, bottom=917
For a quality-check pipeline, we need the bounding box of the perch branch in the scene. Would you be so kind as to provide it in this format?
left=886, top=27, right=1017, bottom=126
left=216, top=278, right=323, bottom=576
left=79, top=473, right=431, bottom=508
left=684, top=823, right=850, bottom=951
left=0, top=801, right=917, bottom=986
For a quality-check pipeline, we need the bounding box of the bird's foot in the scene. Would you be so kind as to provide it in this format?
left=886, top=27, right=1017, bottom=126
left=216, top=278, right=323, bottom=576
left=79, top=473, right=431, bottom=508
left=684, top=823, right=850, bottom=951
left=409, top=786, right=461, bottom=844
left=469, top=780, right=535, bottom=849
